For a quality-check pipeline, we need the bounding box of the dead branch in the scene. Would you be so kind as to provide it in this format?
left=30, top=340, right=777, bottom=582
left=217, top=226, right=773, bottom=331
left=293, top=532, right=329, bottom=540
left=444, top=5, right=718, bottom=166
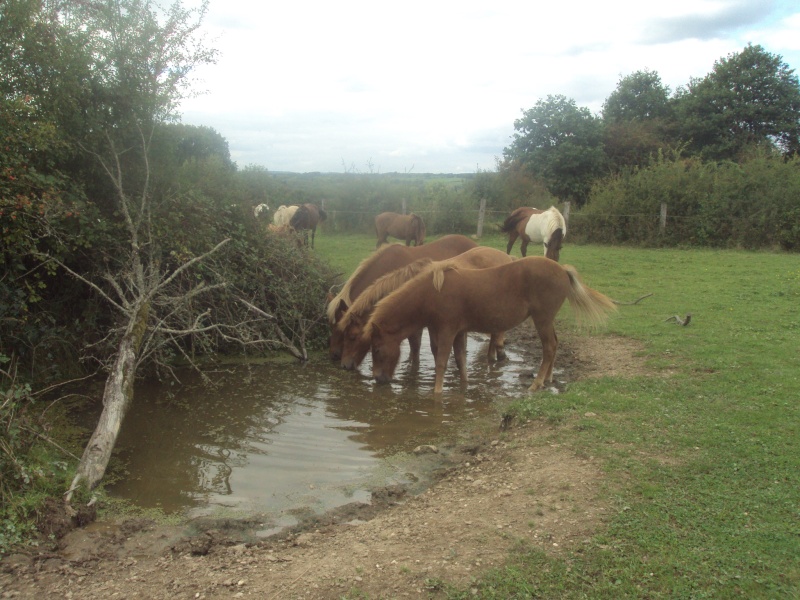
left=612, top=293, right=653, bottom=306
left=665, top=313, right=692, bottom=326
left=236, top=297, right=307, bottom=361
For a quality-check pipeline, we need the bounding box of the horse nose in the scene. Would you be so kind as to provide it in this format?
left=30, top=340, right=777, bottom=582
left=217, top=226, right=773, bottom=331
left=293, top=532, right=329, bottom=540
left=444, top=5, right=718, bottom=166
left=341, top=358, right=354, bottom=370
left=374, top=372, right=391, bottom=384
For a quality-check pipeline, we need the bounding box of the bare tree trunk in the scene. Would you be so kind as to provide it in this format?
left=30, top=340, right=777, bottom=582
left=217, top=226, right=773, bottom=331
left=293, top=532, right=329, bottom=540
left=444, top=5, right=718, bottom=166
left=65, top=301, right=149, bottom=502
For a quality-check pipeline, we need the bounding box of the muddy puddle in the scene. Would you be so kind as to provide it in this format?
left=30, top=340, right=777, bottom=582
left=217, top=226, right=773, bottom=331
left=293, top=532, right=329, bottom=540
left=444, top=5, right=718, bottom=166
left=108, top=329, right=554, bottom=534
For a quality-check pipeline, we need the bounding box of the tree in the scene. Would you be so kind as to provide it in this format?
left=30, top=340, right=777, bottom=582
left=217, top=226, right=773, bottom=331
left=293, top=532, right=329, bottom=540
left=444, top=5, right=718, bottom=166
left=602, top=69, right=672, bottom=123
left=673, top=44, right=800, bottom=160
left=503, top=95, right=606, bottom=207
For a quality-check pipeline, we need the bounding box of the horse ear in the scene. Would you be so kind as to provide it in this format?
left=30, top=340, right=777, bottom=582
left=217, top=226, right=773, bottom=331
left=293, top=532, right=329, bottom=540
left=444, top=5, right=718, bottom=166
left=334, top=299, right=348, bottom=320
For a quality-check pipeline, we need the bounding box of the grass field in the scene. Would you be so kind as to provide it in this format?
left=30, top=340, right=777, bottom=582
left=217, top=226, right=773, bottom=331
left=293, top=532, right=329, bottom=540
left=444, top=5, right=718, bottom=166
left=315, top=231, right=800, bottom=598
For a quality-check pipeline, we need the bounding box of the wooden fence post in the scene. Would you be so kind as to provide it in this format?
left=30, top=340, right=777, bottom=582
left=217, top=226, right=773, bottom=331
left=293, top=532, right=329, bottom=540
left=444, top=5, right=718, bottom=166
left=562, top=201, right=570, bottom=227
left=476, top=198, right=487, bottom=238
left=402, top=198, right=407, bottom=215
left=660, top=202, right=667, bottom=234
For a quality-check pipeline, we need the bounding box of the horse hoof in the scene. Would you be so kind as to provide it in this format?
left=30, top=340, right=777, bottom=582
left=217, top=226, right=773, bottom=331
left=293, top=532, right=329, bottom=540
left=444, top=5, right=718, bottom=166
left=528, top=381, right=545, bottom=392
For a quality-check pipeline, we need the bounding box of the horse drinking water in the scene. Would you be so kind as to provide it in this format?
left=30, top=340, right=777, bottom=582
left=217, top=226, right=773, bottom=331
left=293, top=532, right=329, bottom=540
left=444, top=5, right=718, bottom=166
left=326, top=235, right=478, bottom=360
left=363, top=256, right=616, bottom=394
left=374, top=212, right=426, bottom=248
left=501, top=206, right=566, bottom=260
left=337, top=246, right=513, bottom=371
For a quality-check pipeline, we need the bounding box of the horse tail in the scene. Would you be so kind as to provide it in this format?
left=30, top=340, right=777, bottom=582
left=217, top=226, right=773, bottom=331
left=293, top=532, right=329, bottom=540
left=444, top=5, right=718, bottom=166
left=500, top=208, right=528, bottom=233
left=341, top=257, right=435, bottom=327
left=563, top=265, right=617, bottom=327
left=431, top=262, right=459, bottom=292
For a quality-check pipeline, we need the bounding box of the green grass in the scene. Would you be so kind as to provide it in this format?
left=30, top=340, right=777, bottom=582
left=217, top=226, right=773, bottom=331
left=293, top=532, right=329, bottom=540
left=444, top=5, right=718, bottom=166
left=316, top=232, right=800, bottom=599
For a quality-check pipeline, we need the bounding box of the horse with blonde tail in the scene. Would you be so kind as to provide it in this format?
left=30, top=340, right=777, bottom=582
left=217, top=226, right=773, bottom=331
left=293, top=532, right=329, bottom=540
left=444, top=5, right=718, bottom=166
left=363, top=256, right=615, bottom=394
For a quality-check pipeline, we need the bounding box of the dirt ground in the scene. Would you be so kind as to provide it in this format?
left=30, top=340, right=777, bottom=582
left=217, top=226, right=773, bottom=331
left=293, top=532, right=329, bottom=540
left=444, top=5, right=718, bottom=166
left=0, top=332, right=650, bottom=600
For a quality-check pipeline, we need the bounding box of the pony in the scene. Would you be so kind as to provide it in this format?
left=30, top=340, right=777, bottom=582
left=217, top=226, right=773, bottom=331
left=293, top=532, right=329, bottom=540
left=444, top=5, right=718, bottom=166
left=289, top=203, right=328, bottom=248
left=338, top=246, right=513, bottom=371
left=363, top=256, right=616, bottom=394
left=500, top=206, right=566, bottom=261
left=326, top=234, right=478, bottom=360
left=253, top=203, right=270, bottom=218
left=273, top=204, right=299, bottom=228
left=374, top=212, right=426, bottom=248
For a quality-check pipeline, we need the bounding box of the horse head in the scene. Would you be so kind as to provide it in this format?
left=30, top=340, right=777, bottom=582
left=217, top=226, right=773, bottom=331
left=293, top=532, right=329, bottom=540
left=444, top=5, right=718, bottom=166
left=368, top=322, right=402, bottom=384
left=544, top=229, right=564, bottom=262
left=339, top=314, right=371, bottom=370
left=327, top=299, right=349, bottom=360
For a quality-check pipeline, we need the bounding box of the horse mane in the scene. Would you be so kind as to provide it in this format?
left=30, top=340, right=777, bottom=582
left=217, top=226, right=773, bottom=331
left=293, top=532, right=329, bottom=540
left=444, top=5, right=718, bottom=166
left=337, top=257, right=435, bottom=331
left=544, top=206, right=567, bottom=238
left=326, top=243, right=401, bottom=323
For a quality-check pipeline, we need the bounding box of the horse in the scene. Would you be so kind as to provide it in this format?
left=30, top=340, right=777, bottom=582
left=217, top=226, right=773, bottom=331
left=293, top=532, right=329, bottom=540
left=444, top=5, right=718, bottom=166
left=500, top=206, right=566, bottom=261
left=254, top=203, right=270, bottom=218
left=338, top=246, right=513, bottom=371
left=374, top=212, right=426, bottom=248
left=326, top=234, right=478, bottom=360
left=289, top=203, right=327, bottom=248
left=363, top=256, right=616, bottom=394
left=273, top=204, right=299, bottom=228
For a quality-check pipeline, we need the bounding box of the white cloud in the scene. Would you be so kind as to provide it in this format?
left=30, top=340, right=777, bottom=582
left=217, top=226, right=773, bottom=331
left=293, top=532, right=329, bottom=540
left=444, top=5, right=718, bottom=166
left=180, top=0, right=800, bottom=173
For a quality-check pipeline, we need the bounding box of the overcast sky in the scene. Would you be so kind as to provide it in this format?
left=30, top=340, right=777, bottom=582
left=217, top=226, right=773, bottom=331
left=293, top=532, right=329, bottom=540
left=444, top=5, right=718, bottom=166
left=178, top=0, right=800, bottom=174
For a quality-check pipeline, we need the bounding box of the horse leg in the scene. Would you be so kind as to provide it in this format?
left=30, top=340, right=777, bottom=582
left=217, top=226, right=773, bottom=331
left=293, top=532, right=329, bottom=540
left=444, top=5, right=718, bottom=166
left=521, top=238, right=529, bottom=257
left=310, top=227, right=316, bottom=249
left=488, top=332, right=507, bottom=362
left=505, top=231, right=518, bottom=254
left=452, top=331, right=468, bottom=384
left=407, top=328, right=423, bottom=362
left=433, top=331, right=457, bottom=394
left=529, top=318, right=557, bottom=392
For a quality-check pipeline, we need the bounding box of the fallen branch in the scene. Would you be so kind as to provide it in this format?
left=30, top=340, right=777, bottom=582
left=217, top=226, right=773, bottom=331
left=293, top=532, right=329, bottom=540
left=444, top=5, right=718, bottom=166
left=236, top=297, right=307, bottom=361
left=612, top=293, right=653, bottom=306
left=664, top=313, right=692, bottom=326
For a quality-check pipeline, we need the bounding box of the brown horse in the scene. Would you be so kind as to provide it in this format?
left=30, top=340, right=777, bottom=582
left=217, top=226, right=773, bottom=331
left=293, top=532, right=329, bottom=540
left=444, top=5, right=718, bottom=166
left=375, top=212, right=426, bottom=248
left=363, top=256, right=616, bottom=394
left=501, top=206, right=566, bottom=261
left=338, top=246, right=513, bottom=370
left=290, top=203, right=327, bottom=248
left=326, top=234, right=478, bottom=360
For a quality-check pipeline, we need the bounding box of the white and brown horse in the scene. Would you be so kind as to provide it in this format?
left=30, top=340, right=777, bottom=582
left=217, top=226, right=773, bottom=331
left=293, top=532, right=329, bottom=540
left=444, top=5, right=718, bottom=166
left=501, top=206, right=566, bottom=260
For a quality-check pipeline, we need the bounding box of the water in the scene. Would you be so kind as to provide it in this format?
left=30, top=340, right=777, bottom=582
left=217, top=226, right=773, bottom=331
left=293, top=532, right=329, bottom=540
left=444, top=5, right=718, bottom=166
left=108, top=331, right=545, bottom=528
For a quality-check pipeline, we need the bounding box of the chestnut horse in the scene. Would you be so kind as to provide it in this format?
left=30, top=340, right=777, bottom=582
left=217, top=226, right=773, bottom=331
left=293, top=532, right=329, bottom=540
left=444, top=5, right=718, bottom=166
left=501, top=206, right=566, bottom=260
left=290, top=203, right=327, bottom=248
left=326, top=234, right=478, bottom=360
left=338, top=246, right=513, bottom=370
left=375, top=212, right=426, bottom=248
left=363, top=256, right=616, bottom=394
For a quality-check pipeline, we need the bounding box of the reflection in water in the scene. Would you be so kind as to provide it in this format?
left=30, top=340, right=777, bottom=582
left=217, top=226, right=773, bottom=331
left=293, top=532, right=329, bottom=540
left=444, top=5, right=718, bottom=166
left=108, top=331, right=534, bottom=522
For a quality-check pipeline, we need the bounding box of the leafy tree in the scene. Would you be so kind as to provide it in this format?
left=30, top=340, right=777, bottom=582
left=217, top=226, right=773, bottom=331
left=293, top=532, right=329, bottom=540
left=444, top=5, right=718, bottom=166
left=603, top=69, right=672, bottom=122
left=503, top=95, right=606, bottom=206
left=673, top=44, right=800, bottom=159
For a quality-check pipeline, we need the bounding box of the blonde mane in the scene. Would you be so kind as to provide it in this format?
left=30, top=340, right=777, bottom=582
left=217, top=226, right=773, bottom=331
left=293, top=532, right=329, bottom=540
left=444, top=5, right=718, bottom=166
left=326, top=243, right=401, bottom=324
left=338, top=257, right=435, bottom=331
left=544, top=206, right=567, bottom=239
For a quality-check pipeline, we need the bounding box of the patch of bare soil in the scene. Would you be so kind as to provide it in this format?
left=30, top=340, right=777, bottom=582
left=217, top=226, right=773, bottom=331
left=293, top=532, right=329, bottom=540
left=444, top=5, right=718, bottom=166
left=0, top=333, right=652, bottom=600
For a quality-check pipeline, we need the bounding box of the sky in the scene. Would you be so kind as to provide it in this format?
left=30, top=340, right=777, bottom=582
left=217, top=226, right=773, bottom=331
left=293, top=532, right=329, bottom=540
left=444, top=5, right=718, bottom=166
left=178, top=0, right=800, bottom=174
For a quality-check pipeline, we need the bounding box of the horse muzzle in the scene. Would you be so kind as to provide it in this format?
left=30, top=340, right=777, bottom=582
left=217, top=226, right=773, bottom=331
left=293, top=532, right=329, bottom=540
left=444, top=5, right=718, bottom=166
left=373, top=372, right=392, bottom=384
